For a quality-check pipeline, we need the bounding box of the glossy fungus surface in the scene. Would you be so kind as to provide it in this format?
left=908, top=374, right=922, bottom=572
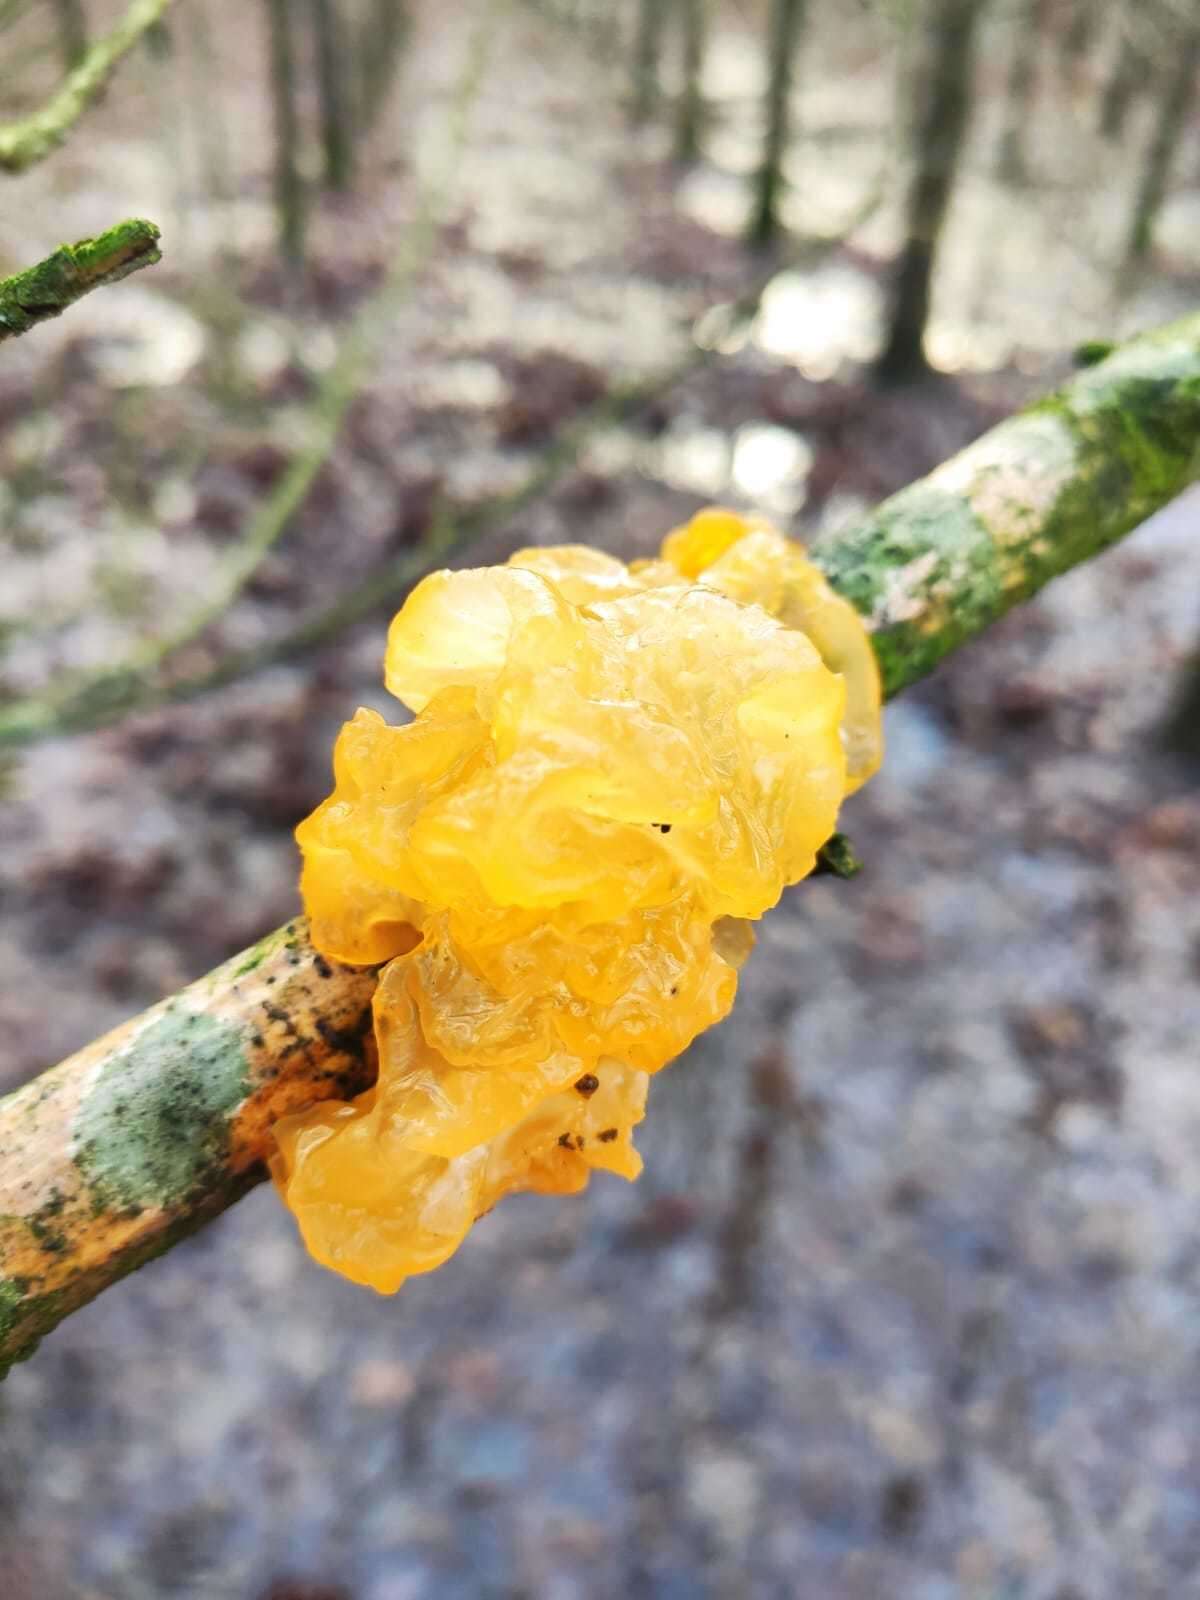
left=273, top=510, right=882, bottom=1291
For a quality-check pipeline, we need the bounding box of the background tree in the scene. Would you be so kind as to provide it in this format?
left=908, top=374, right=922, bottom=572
left=675, top=0, right=708, bottom=162
left=1120, top=3, right=1200, bottom=286
left=1099, top=4, right=1154, bottom=140
left=747, top=0, right=806, bottom=247
left=996, top=0, right=1048, bottom=182
left=631, top=0, right=667, bottom=125
left=310, top=0, right=354, bottom=191
left=876, top=0, right=986, bottom=383
left=265, top=0, right=306, bottom=268
left=52, top=0, right=87, bottom=70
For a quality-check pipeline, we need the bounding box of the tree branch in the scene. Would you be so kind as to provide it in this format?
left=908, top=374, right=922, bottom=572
left=0, top=0, right=174, bottom=174
left=2, top=314, right=1199, bottom=1373
left=0, top=219, right=161, bottom=344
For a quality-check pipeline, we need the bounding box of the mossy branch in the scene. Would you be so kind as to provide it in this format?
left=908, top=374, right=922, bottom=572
left=0, top=0, right=173, bottom=174
left=0, top=219, right=161, bottom=344
left=2, top=313, right=1200, bottom=1373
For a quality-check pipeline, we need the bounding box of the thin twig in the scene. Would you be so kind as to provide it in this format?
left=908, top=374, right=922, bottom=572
left=0, top=0, right=174, bottom=174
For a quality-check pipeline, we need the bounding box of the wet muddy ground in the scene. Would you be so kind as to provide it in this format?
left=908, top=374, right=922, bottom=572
left=1, top=5, right=1199, bottom=1597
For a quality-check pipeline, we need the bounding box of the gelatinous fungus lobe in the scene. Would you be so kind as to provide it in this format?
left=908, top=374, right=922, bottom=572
left=272, top=509, right=882, bottom=1291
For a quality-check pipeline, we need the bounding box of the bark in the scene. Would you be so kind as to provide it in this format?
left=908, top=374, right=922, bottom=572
left=0, top=220, right=161, bottom=344
left=310, top=0, right=354, bottom=190
left=1099, top=18, right=1153, bottom=141
left=1058, top=0, right=1098, bottom=76
left=1163, top=654, right=1200, bottom=762
left=4, top=310, right=1200, bottom=1373
left=354, top=0, right=409, bottom=138
left=0, top=0, right=174, bottom=173
left=1121, top=18, right=1200, bottom=275
left=996, top=0, right=1049, bottom=182
left=875, top=0, right=985, bottom=384
left=52, top=0, right=88, bottom=71
left=747, top=0, right=806, bottom=248
left=631, top=0, right=667, bottom=125
left=674, top=0, right=708, bottom=164
left=264, top=0, right=307, bottom=269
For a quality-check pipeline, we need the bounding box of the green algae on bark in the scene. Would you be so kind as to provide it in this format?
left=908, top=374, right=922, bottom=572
left=0, top=220, right=162, bottom=345
left=0, top=923, right=379, bottom=1376
left=818, top=314, right=1200, bottom=698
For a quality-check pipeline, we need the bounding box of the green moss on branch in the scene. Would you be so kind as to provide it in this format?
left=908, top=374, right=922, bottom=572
left=0, top=220, right=162, bottom=344
left=818, top=315, right=1200, bottom=698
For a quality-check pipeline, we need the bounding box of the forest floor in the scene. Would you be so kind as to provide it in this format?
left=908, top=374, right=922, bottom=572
left=1, top=5, right=1199, bottom=1599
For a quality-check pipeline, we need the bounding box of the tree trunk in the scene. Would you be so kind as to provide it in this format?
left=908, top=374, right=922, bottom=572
left=1099, top=18, right=1153, bottom=141
left=674, top=0, right=708, bottom=164
left=310, top=0, right=354, bottom=190
left=1120, top=19, right=1200, bottom=276
left=52, top=0, right=88, bottom=71
left=264, top=0, right=306, bottom=270
left=875, top=0, right=985, bottom=384
left=1058, top=0, right=1098, bottom=77
left=747, top=0, right=806, bottom=247
left=1163, top=653, right=1200, bottom=763
left=631, top=0, right=667, bottom=125
left=996, top=0, right=1048, bottom=182
left=354, top=0, right=409, bottom=139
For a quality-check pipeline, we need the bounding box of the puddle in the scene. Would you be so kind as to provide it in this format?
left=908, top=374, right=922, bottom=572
left=730, top=422, right=813, bottom=516
left=653, top=421, right=731, bottom=497
left=753, top=263, right=883, bottom=376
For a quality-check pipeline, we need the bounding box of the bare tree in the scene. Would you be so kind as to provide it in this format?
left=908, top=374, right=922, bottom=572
left=996, top=0, right=1049, bottom=182
left=52, top=0, right=88, bottom=70
left=748, top=0, right=806, bottom=246
left=354, top=0, right=410, bottom=138
left=1058, top=0, right=1099, bottom=77
left=264, top=0, right=306, bottom=268
left=876, top=0, right=986, bottom=383
left=1099, top=6, right=1154, bottom=140
left=1120, top=6, right=1200, bottom=279
left=310, top=0, right=354, bottom=190
left=631, top=0, right=667, bottom=125
left=675, top=0, right=708, bottom=163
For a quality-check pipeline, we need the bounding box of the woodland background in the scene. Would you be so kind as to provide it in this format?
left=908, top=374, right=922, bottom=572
left=1, top=1, right=1200, bottom=1596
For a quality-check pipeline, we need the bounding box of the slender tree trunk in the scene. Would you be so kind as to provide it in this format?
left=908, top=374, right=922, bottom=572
left=52, top=0, right=88, bottom=71
left=747, top=0, right=806, bottom=247
left=1099, top=20, right=1153, bottom=141
left=1121, top=19, right=1200, bottom=275
left=876, top=0, right=985, bottom=384
left=354, top=0, right=409, bottom=139
left=996, top=0, right=1048, bottom=182
left=265, top=0, right=306, bottom=270
left=310, top=0, right=354, bottom=190
left=631, top=0, right=667, bottom=124
left=184, top=0, right=235, bottom=223
left=674, top=0, right=708, bottom=164
left=1058, top=0, right=1098, bottom=77
left=1163, top=653, right=1200, bottom=762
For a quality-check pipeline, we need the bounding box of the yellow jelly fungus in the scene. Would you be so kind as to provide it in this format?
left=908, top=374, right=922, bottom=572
left=272, top=509, right=882, bottom=1292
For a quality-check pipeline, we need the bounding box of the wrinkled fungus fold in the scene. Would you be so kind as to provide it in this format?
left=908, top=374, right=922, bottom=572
left=272, top=508, right=882, bottom=1291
